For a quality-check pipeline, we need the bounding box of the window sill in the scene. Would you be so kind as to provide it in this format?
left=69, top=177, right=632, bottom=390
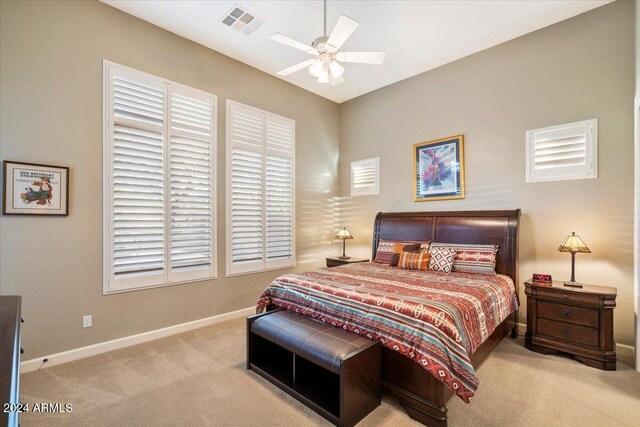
left=103, top=274, right=217, bottom=296
left=225, top=263, right=296, bottom=278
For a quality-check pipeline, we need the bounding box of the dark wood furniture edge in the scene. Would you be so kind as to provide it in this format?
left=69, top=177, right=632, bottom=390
left=340, top=342, right=382, bottom=427
left=524, top=279, right=617, bottom=296
left=0, top=296, right=22, bottom=427
left=326, top=257, right=370, bottom=268
left=383, top=381, right=448, bottom=427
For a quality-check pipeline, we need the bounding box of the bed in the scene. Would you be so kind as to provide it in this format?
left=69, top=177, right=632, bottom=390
left=258, top=209, right=520, bottom=426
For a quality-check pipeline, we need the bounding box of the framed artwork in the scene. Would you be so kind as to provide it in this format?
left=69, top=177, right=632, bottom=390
left=2, top=161, right=69, bottom=216
left=413, top=135, right=465, bottom=202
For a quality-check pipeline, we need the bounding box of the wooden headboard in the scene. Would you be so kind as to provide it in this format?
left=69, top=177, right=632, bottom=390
left=372, top=209, right=521, bottom=284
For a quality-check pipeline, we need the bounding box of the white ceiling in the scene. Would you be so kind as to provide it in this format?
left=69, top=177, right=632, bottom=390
left=103, top=0, right=611, bottom=104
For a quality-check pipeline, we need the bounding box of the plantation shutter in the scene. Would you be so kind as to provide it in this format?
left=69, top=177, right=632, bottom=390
left=265, top=115, right=294, bottom=269
left=105, top=62, right=217, bottom=293
left=351, top=158, right=380, bottom=196
left=526, top=119, right=597, bottom=183
left=228, top=103, right=265, bottom=274
left=168, top=87, right=216, bottom=281
left=109, top=69, right=166, bottom=289
left=226, top=101, right=295, bottom=276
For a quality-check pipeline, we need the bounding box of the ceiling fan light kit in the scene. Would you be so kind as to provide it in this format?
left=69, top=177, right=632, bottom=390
left=270, top=0, right=385, bottom=86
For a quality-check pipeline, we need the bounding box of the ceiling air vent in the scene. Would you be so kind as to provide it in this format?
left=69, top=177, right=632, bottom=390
left=221, top=5, right=265, bottom=35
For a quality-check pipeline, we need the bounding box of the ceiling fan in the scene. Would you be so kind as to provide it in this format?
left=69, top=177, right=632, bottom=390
left=269, top=0, right=385, bottom=86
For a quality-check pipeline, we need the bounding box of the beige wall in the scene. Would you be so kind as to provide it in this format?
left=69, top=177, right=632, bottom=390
left=339, top=0, right=635, bottom=361
left=0, top=0, right=340, bottom=359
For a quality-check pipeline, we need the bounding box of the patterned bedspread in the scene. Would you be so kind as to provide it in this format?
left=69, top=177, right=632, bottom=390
left=257, top=262, right=518, bottom=402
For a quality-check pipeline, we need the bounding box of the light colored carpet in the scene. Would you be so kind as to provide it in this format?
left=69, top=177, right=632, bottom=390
left=20, top=317, right=640, bottom=427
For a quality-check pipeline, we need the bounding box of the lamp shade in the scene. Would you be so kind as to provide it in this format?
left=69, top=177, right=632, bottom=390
left=335, top=227, right=353, bottom=240
left=558, top=232, right=591, bottom=254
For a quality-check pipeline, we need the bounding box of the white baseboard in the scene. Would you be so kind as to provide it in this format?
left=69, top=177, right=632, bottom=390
left=616, top=343, right=635, bottom=368
left=516, top=322, right=635, bottom=368
left=21, top=306, right=255, bottom=373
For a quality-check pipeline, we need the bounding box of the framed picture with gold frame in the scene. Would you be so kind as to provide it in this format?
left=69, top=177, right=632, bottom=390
left=413, top=135, right=465, bottom=202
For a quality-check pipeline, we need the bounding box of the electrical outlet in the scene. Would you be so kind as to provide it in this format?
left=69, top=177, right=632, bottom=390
left=83, top=315, right=92, bottom=328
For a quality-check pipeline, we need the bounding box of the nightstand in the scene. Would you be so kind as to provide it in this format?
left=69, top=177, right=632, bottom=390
left=326, top=257, right=369, bottom=268
left=524, top=279, right=617, bottom=370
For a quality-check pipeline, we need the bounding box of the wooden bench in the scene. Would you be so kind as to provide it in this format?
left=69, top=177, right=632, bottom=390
left=247, top=309, right=381, bottom=427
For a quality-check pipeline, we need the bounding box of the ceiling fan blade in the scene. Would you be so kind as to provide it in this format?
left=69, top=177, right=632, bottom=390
left=329, top=75, right=345, bottom=87
left=327, top=16, right=359, bottom=49
left=269, top=33, right=316, bottom=55
left=277, top=59, right=317, bottom=76
left=335, top=51, right=386, bottom=64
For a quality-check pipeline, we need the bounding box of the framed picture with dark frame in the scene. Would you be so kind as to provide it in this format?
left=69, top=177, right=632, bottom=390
left=413, top=135, right=465, bottom=202
left=2, top=160, right=69, bottom=216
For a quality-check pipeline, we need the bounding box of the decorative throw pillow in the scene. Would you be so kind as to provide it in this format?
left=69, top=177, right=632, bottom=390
left=419, top=242, right=431, bottom=253
left=430, top=243, right=499, bottom=275
left=390, top=244, right=422, bottom=267
left=427, top=247, right=456, bottom=273
left=397, top=251, right=431, bottom=271
left=374, top=240, right=421, bottom=264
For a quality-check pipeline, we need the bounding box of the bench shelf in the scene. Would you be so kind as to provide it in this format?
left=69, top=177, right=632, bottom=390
left=247, top=310, right=380, bottom=427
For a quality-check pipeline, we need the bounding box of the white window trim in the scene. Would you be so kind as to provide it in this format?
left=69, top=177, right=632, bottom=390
left=102, top=60, right=217, bottom=295
left=225, top=99, right=296, bottom=277
left=525, top=119, right=598, bottom=183
left=351, top=157, right=380, bottom=196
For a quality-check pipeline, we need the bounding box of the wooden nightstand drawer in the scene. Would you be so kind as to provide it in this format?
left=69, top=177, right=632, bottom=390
left=537, top=301, right=599, bottom=328
left=535, top=287, right=600, bottom=306
left=525, top=279, right=617, bottom=370
left=537, top=318, right=598, bottom=347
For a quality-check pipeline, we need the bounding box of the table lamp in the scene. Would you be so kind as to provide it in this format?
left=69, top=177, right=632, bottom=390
left=335, top=227, right=354, bottom=259
left=558, top=232, right=591, bottom=288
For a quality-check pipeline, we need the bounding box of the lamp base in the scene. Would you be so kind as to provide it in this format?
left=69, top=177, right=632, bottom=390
left=338, top=256, right=351, bottom=260
left=563, top=281, right=583, bottom=288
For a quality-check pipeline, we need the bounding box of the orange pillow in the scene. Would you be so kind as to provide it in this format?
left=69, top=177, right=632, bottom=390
left=390, top=243, right=422, bottom=267
left=391, top=242, right=405, bottom=253
left=397, top=251, right=431, bottom=271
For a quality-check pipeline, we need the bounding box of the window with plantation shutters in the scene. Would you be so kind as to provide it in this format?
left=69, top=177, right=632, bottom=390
left=104, top=61, right=216, bottom=294
left=226, top=100, right=295, bottom=276
left=351, top=157, right=380, bottom=196
left=525, top=119, right=597, bottom=183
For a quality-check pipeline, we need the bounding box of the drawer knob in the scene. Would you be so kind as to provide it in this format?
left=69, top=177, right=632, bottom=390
left=563, top=294, right=569, bottom=300
left=560, top=328, right=571, bottom=336
left=561, top=310, right=572, bottom=319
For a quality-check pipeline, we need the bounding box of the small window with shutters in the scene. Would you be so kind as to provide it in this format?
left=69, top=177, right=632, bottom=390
left=351, top=157, right=380, bottom=196
left=103, top=61, right=217, bottom=294
left=226, top=100, right=295, bottom=276
left=525, top=119, right=597, bottom=183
